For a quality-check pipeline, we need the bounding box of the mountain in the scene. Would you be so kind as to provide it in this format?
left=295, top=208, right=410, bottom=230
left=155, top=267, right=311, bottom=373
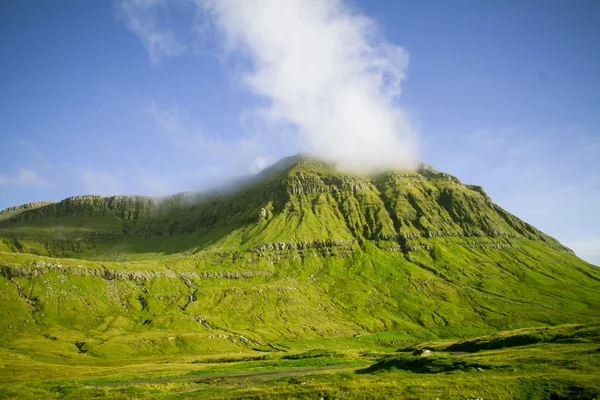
left=0, top=154, right=598, bottom=357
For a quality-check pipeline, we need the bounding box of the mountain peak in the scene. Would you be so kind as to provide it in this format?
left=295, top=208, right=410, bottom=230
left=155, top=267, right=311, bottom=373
left=260, top=153, right=449, bottom=180
left=257, top=153, right=334, bottom=177
left=0, top=154, right=574, bottom=258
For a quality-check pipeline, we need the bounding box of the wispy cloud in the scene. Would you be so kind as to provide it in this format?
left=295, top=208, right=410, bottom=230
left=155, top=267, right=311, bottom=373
left=0, top=169, right=52, bottom=188
left=250, top=155, right=274, bottom=174
left=131, top=165, right=172, bottom=196
left=432, top=124, right=600, bottom=265
left=144, top=100, right=272, bottom=175
left=15, top=139, right=54, bottom=168
left=116, top=0, right=419, bottom=171
left=462, top=125, right=519, bottom=149
left=78, top=168, right=124, bottom=195
left=77, top=164, right=173, bottom=197
left=144, top=101, right=214, bottom=150
left=115, top=0, right=186, bottom=63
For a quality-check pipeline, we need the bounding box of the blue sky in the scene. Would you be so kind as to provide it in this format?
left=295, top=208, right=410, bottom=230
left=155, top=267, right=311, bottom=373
left=0, top=0, right=598, bottom=264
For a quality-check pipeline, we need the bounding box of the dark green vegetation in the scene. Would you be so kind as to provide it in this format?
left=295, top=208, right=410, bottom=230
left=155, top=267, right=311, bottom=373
left=1, top=154, right=598, bottom=398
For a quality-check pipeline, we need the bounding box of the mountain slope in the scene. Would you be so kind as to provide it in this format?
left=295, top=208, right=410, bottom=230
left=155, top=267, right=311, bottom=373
left=0, top=154, right=598, bottom=357
left=0, top=154, right=572, bottom=257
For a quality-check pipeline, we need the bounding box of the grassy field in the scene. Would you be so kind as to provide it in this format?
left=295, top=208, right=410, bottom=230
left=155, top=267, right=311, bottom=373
left=1, top=324, right=598, bottom=399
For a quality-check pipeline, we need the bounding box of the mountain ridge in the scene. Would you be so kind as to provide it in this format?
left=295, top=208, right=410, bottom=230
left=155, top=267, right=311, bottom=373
left=0, top=154, right=574, bottom=258
left=0, top=153, right=597, bottom=360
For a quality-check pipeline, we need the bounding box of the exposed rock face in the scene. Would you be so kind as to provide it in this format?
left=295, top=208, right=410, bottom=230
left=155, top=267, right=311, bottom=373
left=0, top=262, right=273, bottom=282
left=284, top=174, right=377, bottom=195
left=6, top=195, right=161, bottom=220
left=105, top=195, right=159, bottom=220
left=252, top=240, right=359, bottom=252
left=0, top=201, right=57, bottom=221
left=0, top=201, right=57, bottom=214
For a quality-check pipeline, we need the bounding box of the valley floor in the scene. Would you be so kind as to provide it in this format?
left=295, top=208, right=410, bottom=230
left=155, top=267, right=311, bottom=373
left=1, top=324, right=599, bottom=399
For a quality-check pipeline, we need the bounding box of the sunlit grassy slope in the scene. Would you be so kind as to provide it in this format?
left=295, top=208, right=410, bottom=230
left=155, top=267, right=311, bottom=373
left=0, top=154, right=598, bottom=347
left=0, top=154, right=599, bottom=398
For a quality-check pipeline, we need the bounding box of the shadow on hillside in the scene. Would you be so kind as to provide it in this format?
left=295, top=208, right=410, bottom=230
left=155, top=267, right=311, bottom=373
left=446, top=325, right=600, bottom=353
left=356, top=354, right=489, bottom=374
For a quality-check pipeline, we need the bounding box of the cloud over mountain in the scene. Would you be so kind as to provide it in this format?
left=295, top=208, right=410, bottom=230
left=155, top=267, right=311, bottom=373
left=118, top=0, right=420, bottom=171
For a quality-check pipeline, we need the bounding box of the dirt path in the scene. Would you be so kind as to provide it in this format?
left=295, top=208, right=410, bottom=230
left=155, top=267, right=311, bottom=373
left=88, top=364, right=365, bottom=387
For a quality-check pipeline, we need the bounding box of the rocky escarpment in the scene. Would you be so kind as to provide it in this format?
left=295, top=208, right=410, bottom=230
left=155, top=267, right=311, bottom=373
left=0, top=201, right=57, bottom=214
left=0, top=261, right=273, bottom=282
left=284, top=174, right=377, bottom=195
left=5, top=195, right=160, bottom=221
left=0, top=201, right=57, bottom=221
left=251, top=240, right=359, bottom=260
left=252, top=239, right=359, bottom=252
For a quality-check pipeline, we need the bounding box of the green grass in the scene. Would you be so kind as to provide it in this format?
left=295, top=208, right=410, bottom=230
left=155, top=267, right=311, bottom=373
left=1, top=324, right=599, bottom=399
left=0, top=154, right=599, bottom=398
left=0, top=234, right=598, bottom=356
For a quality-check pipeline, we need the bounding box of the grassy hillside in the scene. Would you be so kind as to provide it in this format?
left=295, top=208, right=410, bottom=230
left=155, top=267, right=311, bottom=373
left=0, top=154, right=572, bottom=258
left=1, top=154, right=599, bottom=398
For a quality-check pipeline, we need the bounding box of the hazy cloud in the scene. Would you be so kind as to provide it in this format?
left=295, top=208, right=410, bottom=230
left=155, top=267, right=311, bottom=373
left=462, top=126, right=518, bottom=149
left=144, top=101, right=272, bottom=175
left=77, top=164, right=174, bottom=197
left=79, top=168, right=124, bottom=195
left=132, top=166, right=172, bottom=196
left=429, top=124, right=600, bottom=265
left=115, top=0, right=186, bottom=63
left=250, top=155, right=274, bottom=174
left=0, top=169, right=52, bottom=188
left=15, top=139, right=54, bottom=168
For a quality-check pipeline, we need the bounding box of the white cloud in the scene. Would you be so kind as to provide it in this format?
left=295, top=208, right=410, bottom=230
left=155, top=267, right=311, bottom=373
left=115, top=0, right=186, bottom=63
left=117, top=0, right=419, bottom=171
left=0, top=169, right=52, bottom=188
left=199, top=0, right=419, bottom=171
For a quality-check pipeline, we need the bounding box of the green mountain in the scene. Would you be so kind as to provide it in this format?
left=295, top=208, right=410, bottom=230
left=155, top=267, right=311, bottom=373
left=0, top=154, right=598, bottom=358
